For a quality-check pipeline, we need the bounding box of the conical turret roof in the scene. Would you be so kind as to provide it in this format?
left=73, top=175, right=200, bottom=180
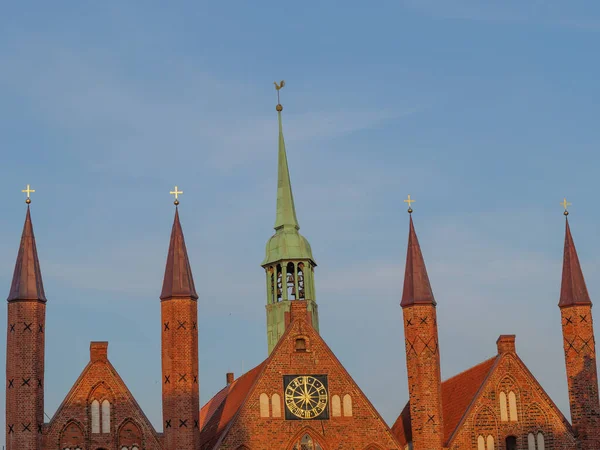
left=401, top=215, right=436, bottom=307
left=559, top=218, right=592, bottom=307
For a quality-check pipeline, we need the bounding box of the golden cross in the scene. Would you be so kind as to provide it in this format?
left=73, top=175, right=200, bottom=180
left=561, top=197, right=571, bottom=215
left=170, top=186, right=183, bottom=205
left=404, top=194, right=415, bottom=212
left=22, top=184, right=35, bottom=204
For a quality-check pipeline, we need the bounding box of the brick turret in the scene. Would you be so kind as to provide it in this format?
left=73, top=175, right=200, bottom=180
left=161, top=207, right=200, bottom=449
left=559, top=217, right=600, bottom=449
left=400, top=214, right=444, bottom=450
left=6, top=206, right=46, bottom=450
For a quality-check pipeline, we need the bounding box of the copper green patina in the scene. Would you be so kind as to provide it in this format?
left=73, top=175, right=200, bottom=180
left=262, top=107, right=319, bottom=354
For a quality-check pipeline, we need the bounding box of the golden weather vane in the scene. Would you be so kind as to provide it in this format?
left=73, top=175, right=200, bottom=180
left=274, top=80, right=285, bottom=111
left=22, top=184, right=35, bottom=204
left=561, top=197, right=571, bottom=216
left=404, top=194, right=415, bottom=214
left=170, top=186, right=183, bottom=206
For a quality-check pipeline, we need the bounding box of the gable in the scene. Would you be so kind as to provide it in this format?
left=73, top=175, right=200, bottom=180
left=43, top=354, right=163, bottom=450
left=211, top=307, right=401, bottom=450
left=446, top=352, right=576, bottom=449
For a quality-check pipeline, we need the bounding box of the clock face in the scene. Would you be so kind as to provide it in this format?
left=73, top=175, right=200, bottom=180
left=283, top=375, right=329, bottom=420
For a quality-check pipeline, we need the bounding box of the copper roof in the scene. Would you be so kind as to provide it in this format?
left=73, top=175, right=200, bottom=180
left=401, top=215, right=436, bottom=307
left=8, top=207, right=46, bottom=302
left=559, top=218, right=592, bottom=307
left=160, top=208, right=198, bottom=300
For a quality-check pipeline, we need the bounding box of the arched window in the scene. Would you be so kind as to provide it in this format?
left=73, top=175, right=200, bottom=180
left=290, top=433, right=324, bottom=450
left=91, top=400, right=100, bottom=433
left=537, top=432, right=545, bottom=450
left=60, top=421, right=85, bottom=449
left=331, top=395, right=341, bottom=417
left=269, top=266, right=275, bottom=303
left=286, top=262, right=296, bottom=300
left=259, top=393, right=269, bottom=417
left=297, top=263, right=305, bottom=300
left=118, top=419, right=143, bottom=449
left=101, top=400, right=111, bottom=433
left=508, top=391, right=518, bottom=422
left=276, top=265, right=283, bottom=302
left=477, top=435, right=485, bottom=450
left=506, top=435, right=517, bottom=450
left=528, top=433, right=536, bottom=449
left=343, top=394, right=353, bottom=417
left=499, top=392, right=508, bottom=422
left=272, top=394, right=281, bottom=418
left=486, top=435, right=494, bottom=450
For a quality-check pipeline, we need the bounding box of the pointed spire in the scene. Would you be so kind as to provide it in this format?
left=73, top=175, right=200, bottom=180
left=559, top=218, right=592, bottom=307
left=401, top=215, right=436, bottom=307
left=8, top=206, right=46, bottom=302
left=274, top=105, right=300, bottom=231
left=160, top=208, right=198, bottom=300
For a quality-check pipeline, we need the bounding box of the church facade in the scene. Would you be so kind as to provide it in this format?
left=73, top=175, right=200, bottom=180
left=4, top=95, right=600, bottom=450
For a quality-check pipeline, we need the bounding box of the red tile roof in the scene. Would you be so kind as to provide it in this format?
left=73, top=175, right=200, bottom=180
left=199, top=361, right=267, bottom=449
left=392, top=356, right=497, bottom=446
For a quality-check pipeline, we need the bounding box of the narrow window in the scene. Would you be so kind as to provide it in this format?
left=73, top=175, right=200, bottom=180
left=269, top=266, right=275, bottom=303
left=486, top=435, right=494, bottom=450
left=286, top=262, right=296, bottom=300
left=499, top=392, right=508, bottom=422
left=343, top=394, right=353, bottom=417
left=528, top=433, right=536, bottom=450
left=537, top=432, right=545, bottom=450
left=331, top=395, right=341, bottom=417
left=477, top=435, right=485, bottom=450
left=506, top=435, right=517, bottom=450
left=271, top=393, right=281, bottom=418
left=259, top=393, right=269, bottom=417
left=277, top=265, right=283, bottom=301
left=297, top=263, right=305, bottom=300
left=91, top=400, right=100, bottom=433
left=101, top=399, right=110, bottom=433
left=508, top=391, right=518, bottom=422
left=132, top=446, right=139, bottom=450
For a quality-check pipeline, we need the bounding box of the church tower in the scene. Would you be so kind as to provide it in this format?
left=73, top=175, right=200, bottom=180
left=558, top=212, right=600, bottom=450
left=262, top=90, right=318, bottom=355
left=400, top=209, right=444, bottom=450
left=160, top=198, right=200, bottom=450
left=6, top=199, right=46, bottom=450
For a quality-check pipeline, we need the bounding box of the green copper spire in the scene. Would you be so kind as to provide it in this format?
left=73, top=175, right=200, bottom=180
left=262, top=88, right=319, bottom=354
left=275, top=110, right=300, bottom=230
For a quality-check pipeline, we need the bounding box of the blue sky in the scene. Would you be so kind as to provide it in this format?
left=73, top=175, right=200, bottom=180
left=1, top=0, right=600, bottom=439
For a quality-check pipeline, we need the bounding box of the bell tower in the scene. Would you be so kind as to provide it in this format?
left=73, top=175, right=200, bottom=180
left=262, top=86, right=318, bottom=354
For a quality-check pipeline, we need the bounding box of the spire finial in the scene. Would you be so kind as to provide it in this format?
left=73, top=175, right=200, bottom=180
left=22, top=184, right=35, bottom=204
left=561, top=197, right=571, bottom=216
left=274, top=80, right=285, bottom=111
left=170, top=185, right=183, bottom=206
left=404, top=194, right=415, bottom=214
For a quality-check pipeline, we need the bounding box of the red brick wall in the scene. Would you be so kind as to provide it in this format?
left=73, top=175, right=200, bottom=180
left=448, top=352, right=577, bottom=450
left=6, top=300, right=45, bottom=450
left=560, top=305, right=600, bottom=450
left=218, top=303, right=400, bottom=450
left=41, top=350, right=163, bottom=449
left=402, top=304, right=444, bottom=450
left=161, top=297, right=200, bottom=450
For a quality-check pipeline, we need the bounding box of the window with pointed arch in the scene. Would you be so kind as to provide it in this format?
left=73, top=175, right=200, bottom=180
left=59, top=420, right=84, bottom=450
left=527, top=432, right=545, bottom=450
left=276, top=264, right=283, bottom=302
left=297, top=263, right=306, bottom=300
left=290, top=433, right=324, bottom=450
left=118, top=418, right=143, bottom=450
left=287, top=262, right=296, bottom=299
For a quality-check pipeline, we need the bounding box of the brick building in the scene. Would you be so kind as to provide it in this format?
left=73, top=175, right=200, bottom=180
left=4, top=98, right=600, bottom=450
